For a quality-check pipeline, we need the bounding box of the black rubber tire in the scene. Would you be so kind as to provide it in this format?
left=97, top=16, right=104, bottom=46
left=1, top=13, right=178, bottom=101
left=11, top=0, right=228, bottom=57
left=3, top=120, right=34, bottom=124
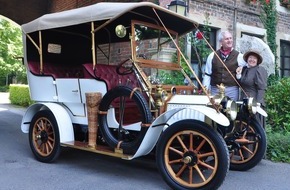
left=156, top=119, right=229, bottom=190
left=99, top=85, right=152, bottom=154
left=229, top=118, right=267, bottom=171
left=29, top=110, right=61, bottom=163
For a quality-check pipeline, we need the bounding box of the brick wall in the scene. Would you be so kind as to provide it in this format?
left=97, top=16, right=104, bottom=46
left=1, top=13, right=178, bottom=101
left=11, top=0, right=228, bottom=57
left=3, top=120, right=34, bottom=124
left=49, top=0, right=155, bottom=12
left=188, top=0, right=263, bottom=31
left=49, top=0, right=101, bottom=12
left=278, top=12, right=290, bottom=33
left=0, top=0, right=48, bottom=25
left=187, top=0, right=289, bottom=36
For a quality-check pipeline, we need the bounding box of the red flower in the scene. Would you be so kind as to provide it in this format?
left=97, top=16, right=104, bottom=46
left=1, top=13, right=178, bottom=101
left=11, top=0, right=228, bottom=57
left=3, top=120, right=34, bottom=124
left=265, top=0, right=270, bottom=4
left=196, top=31, right=203, bottom=40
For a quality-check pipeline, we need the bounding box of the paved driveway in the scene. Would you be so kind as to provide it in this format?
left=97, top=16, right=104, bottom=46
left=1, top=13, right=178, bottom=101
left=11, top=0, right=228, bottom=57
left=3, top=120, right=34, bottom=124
left=0, top=92, right=10, bottom=104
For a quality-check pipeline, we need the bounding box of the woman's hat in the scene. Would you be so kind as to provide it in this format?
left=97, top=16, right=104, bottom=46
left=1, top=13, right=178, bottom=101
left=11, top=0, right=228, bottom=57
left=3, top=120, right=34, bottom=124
left=243, top=50, right=263, bottom=65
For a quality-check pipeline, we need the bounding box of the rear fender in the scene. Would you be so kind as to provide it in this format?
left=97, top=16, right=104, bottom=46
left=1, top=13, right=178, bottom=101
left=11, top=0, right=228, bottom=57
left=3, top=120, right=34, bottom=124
left=21, top=103, right=74, bottom=143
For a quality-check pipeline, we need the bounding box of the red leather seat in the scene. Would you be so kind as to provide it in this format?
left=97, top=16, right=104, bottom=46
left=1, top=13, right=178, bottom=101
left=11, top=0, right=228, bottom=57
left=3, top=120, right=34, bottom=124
left=82, top=63, right=139, bottom=90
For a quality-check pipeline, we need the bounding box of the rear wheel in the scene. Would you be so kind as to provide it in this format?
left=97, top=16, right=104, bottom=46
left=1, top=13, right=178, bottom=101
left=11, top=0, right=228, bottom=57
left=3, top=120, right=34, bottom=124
left=99, top=86, right=152, bottom=154
left=29, top=110, right=61, bottom=163
left=156, top=120, right=229, bottom=190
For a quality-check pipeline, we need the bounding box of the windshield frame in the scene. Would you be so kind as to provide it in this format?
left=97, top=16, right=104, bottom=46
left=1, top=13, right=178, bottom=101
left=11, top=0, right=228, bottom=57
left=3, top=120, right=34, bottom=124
left=131, top=20, right=181, bottom=71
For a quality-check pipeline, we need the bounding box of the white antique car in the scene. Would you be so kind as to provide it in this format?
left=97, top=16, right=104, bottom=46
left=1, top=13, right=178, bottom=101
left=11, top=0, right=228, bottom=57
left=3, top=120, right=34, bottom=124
left=20, top=2, right=267, bottom=190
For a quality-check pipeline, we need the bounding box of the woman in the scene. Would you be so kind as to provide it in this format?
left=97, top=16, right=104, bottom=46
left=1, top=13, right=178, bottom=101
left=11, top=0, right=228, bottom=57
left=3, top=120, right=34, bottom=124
left=236, top=50, right=268, bottom=125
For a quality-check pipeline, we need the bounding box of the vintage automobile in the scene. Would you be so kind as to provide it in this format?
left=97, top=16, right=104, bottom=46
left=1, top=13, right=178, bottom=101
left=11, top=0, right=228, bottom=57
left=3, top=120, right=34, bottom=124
left=20, top=2, right=267, bottom=190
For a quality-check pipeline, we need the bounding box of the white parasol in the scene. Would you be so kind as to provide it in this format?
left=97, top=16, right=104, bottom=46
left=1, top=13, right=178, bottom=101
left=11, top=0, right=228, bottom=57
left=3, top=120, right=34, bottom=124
left=237, top=34, right=275, bottom=76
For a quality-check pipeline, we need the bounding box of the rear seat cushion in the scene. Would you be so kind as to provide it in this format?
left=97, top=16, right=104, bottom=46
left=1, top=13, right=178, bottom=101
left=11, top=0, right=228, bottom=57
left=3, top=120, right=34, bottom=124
left=28, top=61, right=83, bottom=79
left=82, top=63, right=139, bottom=90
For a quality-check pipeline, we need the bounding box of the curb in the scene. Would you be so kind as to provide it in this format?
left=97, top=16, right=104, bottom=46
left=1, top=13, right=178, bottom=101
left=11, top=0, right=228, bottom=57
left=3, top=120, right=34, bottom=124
left=0, top=103, right=26, bottom=116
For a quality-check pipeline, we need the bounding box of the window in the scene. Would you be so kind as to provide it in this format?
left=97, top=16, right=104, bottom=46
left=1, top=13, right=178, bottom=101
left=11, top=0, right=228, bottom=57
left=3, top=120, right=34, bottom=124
left=241, top=32, right=264, bottom=39
left=280, top=40, right=290, bottom=77
left=48, top=43, right=61, bottom=54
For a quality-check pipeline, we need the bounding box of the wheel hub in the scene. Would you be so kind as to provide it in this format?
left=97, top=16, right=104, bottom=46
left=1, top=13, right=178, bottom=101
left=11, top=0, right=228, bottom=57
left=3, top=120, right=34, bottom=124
left=183, top=152, right=197, bottom=166
left=37, top=130, right=48, bottom=143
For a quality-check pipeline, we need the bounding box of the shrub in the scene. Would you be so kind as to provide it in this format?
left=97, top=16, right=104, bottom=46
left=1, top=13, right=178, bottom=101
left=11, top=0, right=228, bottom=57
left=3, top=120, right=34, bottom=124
left=266, top=128, right=290, bottom=163
left=265, top=77, right=290, bottom=132
left=0, top=85, right=9, bottom=92
left=265, top=77, right=290, bottom=163
left=9, top=84, right=33, bottom=107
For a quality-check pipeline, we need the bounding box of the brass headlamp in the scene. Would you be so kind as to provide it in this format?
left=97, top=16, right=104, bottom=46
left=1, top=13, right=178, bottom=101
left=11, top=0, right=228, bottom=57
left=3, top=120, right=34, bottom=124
left=211, top=84, right=238, bottom=121
left=154, top=84, right=168, bottom=108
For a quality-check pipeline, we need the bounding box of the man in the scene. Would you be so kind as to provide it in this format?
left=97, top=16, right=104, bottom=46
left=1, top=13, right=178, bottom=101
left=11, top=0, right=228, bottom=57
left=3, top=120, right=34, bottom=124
left=202, top=31, right=246, bottom=101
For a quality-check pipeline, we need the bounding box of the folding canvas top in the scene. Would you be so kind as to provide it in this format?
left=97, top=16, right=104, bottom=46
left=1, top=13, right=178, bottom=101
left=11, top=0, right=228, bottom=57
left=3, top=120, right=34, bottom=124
left=21, top=2, right=199, bottom=36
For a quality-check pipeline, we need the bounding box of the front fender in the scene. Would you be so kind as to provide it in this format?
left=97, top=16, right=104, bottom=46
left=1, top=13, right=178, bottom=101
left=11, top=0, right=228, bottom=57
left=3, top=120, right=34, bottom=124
left=129, top=106, right=229, bottom=159
left=257, top=105, right=268, bottom=117
left=129, top=108, right=184, bottom=160
left=21, top=103, right=74, bottom=143
left=167, top=105, right=230, bottom=127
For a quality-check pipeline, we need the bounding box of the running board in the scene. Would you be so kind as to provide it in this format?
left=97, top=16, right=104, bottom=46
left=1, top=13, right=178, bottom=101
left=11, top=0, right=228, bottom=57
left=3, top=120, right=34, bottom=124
left=61, top=141, right=133, bottom=160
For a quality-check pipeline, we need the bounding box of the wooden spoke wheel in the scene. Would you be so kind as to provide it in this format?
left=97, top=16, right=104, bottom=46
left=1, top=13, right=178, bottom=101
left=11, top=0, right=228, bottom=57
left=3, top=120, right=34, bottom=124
left=156, top=120, right=229, bottom=190
left=229, top=119, right=266, bottom=171
left=29, top=110, right=61, bottom=163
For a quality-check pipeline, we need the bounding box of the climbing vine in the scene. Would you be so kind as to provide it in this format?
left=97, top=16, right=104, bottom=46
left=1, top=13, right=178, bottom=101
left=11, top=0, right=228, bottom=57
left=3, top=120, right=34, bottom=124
left=260, top=0, right=278, bottom=76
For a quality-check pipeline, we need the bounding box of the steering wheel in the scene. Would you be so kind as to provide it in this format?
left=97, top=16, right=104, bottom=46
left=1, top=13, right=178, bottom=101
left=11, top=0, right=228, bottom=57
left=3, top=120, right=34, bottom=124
left=116, top=59, right=134, bottom=75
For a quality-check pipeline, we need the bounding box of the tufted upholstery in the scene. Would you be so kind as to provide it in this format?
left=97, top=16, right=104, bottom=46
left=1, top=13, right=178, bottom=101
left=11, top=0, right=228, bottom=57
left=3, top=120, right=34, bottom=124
left=28, top=61, right=84, bottom=79
left=82, top=63, right=139, bottom=90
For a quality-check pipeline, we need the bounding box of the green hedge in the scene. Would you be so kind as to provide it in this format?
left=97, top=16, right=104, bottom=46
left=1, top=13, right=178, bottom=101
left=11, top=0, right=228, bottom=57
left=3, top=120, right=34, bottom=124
left=266, top=129, right=290, bottom=163
left=9, top=84, right=33, bottom=107
left=265, top=77, right=290, bottom=132
left=265, top=77, right=290, bottom=162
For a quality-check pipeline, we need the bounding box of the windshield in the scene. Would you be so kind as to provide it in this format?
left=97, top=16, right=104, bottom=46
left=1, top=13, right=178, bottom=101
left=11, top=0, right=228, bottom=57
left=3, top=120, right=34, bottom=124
left=132, top=21, right=178, bottom=64
left=131, top=21, right=189, bottom=85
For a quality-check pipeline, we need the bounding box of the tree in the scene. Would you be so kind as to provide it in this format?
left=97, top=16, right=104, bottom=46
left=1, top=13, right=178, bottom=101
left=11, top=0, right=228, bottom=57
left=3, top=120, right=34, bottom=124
left=0, top=18, right=25, bottom=85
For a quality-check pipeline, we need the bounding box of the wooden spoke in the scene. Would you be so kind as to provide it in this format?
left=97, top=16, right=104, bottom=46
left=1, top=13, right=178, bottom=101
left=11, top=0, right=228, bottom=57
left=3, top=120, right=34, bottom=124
left=241, top=146, right=254, bottom=155
left=238, top=149, right=245, bottom=161
left=169, top=146, right=184, bottom=156
left=198, top=160, right=215, bottom=170
left=189, top=166, right=193, bottom=184
left=168, top=158, right=183, bottom=164
left=195, top=139, right=206, bottom=153
left=177, top=135, right=188, bottom=152
left=199, top=151, right=214, bottom=158
left=176, top=164, right=187, bottom=177
left=47, top=140, right=53, bottom=150
left=194, top=164, right=206, bottom=182
left=189, top=133, right=193, bottom=151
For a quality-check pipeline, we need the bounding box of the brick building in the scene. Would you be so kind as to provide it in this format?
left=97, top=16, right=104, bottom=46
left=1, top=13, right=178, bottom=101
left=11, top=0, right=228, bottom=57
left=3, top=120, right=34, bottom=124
left=47, top=0, right=290, bottom=77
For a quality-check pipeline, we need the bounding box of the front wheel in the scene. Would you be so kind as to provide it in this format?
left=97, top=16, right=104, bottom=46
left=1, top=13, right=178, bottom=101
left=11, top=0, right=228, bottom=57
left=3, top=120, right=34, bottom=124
left=29, top=110, right=61, bottom=163
left=156, top=120, right=229, bottom=190
left=228, top=118, right=267, bottom=171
